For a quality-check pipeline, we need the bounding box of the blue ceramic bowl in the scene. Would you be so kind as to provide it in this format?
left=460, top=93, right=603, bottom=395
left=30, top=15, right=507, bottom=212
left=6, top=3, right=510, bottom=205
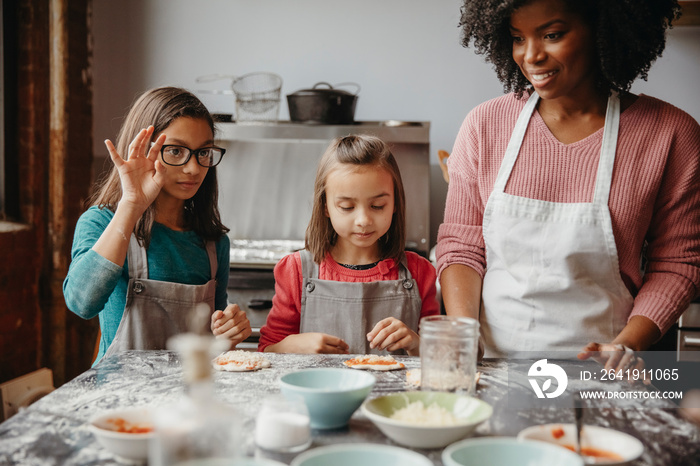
left=443, top=437, right=585, bottom=466
left=172, top=459, right=286, bottom=466
left=280, top=368, right=375, bottom=429
left=290, top=443, right=432, bottom=466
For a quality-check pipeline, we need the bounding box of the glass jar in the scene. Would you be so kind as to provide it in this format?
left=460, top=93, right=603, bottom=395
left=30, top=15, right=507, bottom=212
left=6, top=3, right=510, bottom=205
left=149, top=333, right=240, bottom=466
left=419, top=316, right=480, bottom=395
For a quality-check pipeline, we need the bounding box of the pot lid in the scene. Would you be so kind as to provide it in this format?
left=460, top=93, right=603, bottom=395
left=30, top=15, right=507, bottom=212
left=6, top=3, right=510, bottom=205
left=288, top=82, right=360, bottom=97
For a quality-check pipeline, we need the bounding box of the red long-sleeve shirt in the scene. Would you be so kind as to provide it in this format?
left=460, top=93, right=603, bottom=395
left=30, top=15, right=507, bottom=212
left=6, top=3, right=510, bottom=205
left=437, top=93, right=700, bottom=334
left=259, top=251, right=440, bottom=351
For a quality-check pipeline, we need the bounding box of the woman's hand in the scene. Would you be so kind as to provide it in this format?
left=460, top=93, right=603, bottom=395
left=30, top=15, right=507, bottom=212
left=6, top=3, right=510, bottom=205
left=265, top=333, right=349, bottom=354
left=367, top=317, right=420, bottom=356
left=680, top=390, right=700, bottom=426
left=104, top=126, right=167, bottom=214
left=577, top=342, right=648, bottom=384
left=577, top=317, right=662, bottom=384
left=211, top=304, right=252, bottom=349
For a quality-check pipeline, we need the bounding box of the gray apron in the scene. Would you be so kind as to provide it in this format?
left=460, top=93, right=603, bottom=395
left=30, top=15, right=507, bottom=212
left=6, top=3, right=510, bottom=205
left=104, top=235, right=218, bottom=358
left=299, top=250, right=422, bottom=354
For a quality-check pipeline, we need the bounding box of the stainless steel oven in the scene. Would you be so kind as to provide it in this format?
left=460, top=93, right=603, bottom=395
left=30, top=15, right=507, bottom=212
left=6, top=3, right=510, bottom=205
left=678, top=300, right=700, bottom=362
left=225, top=239, right=304, bottom=350
left=216, top=121, right=431, bottom=349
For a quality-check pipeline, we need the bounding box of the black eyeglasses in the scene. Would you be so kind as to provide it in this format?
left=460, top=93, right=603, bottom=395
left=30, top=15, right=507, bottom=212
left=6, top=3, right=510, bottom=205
left=158, top=144, right=226, bottom=167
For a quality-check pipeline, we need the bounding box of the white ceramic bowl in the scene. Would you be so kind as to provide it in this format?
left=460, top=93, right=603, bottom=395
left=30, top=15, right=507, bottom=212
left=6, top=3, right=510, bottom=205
left=517, top=423, right=644, bottom=465
left=361, top=391, right=493, bottom=449
left=280, top=368, right=375, bottom=429
left=443, top=437, right=585, bottom=466
left=290, top=443, right=432, bottom=466
left=174, top=459, right=287, bottom=466
left=88, top=407, right=154, bottom=461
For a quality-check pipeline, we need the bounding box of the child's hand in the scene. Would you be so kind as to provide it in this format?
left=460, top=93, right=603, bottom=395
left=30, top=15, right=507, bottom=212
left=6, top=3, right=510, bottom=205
left=211, top=304, right=252, bottom=349
left=367, top=317, right=420, bottom=356
left=268, top=333, right=349, bottom=354
left=104, top=126, right=167, bottom=214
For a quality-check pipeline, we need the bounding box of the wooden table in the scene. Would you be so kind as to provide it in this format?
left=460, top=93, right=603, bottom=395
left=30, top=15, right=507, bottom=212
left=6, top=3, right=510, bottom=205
left=0, top=351, right=697, bottom=465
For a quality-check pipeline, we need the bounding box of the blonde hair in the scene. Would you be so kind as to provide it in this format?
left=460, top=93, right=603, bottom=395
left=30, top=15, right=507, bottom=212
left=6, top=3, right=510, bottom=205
left=89, top=87, right=228, bottom=247
left=305, top=134, right=406, bottom=263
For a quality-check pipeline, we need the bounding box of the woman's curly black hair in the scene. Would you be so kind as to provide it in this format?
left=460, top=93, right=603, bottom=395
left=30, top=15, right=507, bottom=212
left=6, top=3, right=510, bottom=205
left=459, top=0, right=681, bottom=96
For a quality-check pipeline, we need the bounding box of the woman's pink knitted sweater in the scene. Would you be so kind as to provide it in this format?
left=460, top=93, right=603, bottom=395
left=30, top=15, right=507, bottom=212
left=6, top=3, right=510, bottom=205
left=436, top=93, right=700, bottom=334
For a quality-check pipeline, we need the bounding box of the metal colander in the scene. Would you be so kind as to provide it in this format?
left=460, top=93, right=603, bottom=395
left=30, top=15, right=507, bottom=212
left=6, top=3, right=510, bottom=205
left=196, top=72, right=283, bottom=122
left=231, top=72, right=283, bottom=122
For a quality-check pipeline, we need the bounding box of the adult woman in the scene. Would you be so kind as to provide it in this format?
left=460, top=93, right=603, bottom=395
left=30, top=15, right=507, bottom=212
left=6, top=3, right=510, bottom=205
left=437, top=0, right=700, bottom=369
left=64, top=87, right=251, bottom=365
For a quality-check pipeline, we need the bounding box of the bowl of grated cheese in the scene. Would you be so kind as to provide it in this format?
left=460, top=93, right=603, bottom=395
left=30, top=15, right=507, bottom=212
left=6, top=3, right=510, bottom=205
left=361, top=391, right=492, bottom=449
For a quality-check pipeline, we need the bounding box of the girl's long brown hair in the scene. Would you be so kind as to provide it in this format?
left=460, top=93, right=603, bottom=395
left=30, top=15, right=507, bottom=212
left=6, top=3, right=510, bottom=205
left=305, top=134, right=406, bottom=264
left=89, top=86, right=228, bottom=247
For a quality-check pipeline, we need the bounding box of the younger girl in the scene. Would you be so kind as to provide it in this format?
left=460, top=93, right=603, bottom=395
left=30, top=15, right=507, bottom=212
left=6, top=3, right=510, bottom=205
left=258, top=135, right=440, bottom=355
left=63, top=87, right=251, bottom=365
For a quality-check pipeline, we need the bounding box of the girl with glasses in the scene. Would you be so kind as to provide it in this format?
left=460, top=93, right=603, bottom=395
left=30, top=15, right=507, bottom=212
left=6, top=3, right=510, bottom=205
left=64, top=86, right=251, bottom=365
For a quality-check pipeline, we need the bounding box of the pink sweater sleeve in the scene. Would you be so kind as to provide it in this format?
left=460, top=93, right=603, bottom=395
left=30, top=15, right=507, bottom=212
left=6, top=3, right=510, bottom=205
left=629, top=103, right=700, bottom=333
left=436, top=98, right=520, bottom=280
left=405, top=252, right=441, bottom=320
left=435, top=122, right=485, bottom=279
left=258, top=252, right=302, bottom=351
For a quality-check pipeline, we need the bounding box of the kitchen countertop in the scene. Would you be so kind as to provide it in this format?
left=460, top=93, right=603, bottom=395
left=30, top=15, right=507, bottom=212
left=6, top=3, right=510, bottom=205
left=0, top=351, right=697, bottom=465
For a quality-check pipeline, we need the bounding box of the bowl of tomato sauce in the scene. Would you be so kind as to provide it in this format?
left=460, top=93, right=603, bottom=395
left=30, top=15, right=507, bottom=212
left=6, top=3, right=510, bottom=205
left=517, top=423, right=644, bottom=465
left=88, top=407, right=154, bottom=460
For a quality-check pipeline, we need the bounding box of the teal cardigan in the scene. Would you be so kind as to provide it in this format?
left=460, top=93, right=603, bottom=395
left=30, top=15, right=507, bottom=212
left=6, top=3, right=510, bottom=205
left=63, top=206, right=230, bottom=365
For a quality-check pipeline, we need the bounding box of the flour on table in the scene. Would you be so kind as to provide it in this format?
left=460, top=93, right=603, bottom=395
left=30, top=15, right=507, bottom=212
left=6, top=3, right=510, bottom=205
left=406, top=368, right=481, bottom=388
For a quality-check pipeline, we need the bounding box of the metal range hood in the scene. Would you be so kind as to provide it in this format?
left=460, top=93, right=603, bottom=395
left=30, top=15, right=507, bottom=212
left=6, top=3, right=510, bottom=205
left=215, top=120, right=431, bottom=260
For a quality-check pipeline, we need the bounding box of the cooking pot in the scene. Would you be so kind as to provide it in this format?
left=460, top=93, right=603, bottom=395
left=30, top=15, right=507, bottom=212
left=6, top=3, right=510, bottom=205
left=287, top=82, right=360, bottom=125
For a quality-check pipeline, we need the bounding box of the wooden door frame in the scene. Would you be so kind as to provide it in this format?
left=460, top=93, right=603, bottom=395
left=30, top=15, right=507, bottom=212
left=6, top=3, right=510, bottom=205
left=1, top=0, right=95, bottom=387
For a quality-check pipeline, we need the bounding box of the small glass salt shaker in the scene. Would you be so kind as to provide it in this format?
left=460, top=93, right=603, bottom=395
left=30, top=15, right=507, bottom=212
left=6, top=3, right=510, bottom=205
left=255, top=394, right=312, bottom=453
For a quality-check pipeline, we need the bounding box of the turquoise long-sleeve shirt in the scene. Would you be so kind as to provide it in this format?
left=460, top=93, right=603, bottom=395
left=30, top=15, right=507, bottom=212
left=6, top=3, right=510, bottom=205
left=63, top=206, right=230, bottom=365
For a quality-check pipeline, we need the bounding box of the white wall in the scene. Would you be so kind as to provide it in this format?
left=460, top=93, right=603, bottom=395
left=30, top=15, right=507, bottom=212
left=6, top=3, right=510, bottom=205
left=92, top=0, right=700, bottom=246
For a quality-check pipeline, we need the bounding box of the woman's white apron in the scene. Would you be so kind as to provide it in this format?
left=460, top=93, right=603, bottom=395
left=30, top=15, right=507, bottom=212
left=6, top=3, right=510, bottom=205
left=480, top=92, right=633, bottom=357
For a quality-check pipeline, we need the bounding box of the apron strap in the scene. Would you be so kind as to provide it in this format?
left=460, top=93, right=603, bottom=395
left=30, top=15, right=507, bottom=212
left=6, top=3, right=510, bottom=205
left=592, top=91, right=620, bottom=206
left=205, top=241, right=217, bottom=280
left=493, top=92, right=540, bottom=194
left=300, top=249, right=319, bottom=280
left=127, top=234, right=148, bottom=279
left=397, top=253, right=412, bottom=281
left=299, top=250, right=318, bottom=309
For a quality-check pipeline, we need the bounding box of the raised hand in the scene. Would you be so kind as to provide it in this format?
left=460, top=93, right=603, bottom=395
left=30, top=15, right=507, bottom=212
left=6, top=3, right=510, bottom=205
left=104, top=126, right=167, bottom=214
